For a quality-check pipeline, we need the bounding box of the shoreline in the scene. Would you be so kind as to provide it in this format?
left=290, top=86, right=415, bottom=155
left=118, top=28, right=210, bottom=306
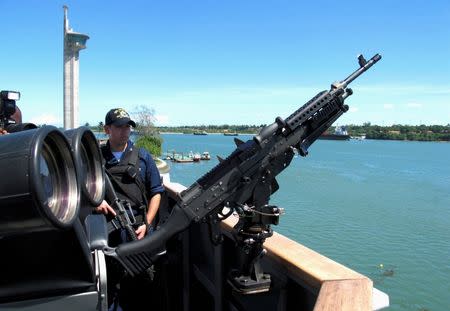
left=94, top=131, right=449, bottom=143
left=159, top=131, right=254, bottom=136
left=158, top=132, right=449, bottom=142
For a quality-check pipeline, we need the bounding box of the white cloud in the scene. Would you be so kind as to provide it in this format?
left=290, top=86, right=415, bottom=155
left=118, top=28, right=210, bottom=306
left=349, top=107, right=359, bottom=113
left=383, top=104, right=394, bottom=109
left=30, top=114, right=60, bottom=125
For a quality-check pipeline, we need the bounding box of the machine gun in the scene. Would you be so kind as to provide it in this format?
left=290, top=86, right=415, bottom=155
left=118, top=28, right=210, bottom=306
left=104, top=53, right=382, bottom=293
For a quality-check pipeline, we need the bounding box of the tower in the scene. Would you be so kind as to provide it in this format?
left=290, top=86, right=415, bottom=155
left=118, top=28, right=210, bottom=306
left=63, top=6, right=89, bottom=129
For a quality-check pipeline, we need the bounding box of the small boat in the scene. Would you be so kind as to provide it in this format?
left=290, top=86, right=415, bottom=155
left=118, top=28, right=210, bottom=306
left=351, top=134, right=366, bottom=140
left=191, top=152, right=201, bottom=162
left=201, top=151, right=211, bottom=160
left=224, top=132, right=238, bottom=136
left=173, top=152, right=195, bottom=163
left=193, top=131, right=207, bottom=135
left=174, top=157, right=194, bottom=163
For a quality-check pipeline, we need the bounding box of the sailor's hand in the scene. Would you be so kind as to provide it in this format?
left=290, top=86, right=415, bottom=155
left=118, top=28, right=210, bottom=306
left=135, top=224, right=147, bottom=240
left=94, top=200, right=116, bottom=216
left=0, top=128, right=8, bottom=135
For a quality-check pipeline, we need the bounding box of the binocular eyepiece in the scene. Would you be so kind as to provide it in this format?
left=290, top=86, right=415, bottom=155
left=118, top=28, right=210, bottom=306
left=0, top=126, right=105, bottom=235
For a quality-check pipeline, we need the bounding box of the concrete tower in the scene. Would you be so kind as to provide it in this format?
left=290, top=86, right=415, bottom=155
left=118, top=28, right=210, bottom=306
left=63, top=6, right=89, bottom=129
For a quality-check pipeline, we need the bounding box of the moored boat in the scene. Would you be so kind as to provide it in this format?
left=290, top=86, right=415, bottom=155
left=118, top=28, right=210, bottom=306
left=192, top=152, right=201, bottom=162
left=201, top=151, right=211, bottom=160
left=174, top=157, right=194, bottom=163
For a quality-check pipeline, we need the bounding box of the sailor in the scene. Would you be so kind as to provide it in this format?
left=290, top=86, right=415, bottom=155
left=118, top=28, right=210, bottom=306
left=94, top=108, right=164, bottom=310
left=95, top=107, right=164, bottom=239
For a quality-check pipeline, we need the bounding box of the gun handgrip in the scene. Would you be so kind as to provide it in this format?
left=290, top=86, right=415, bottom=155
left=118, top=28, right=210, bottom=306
left=112, top=203, right=191, bottom=276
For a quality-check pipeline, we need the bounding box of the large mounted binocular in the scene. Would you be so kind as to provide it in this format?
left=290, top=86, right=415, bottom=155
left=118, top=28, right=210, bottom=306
left=0, top=125, right=105, bottom=235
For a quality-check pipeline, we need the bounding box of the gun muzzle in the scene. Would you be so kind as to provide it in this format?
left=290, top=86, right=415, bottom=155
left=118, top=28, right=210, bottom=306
left=341, top=53, right=382, bottom=88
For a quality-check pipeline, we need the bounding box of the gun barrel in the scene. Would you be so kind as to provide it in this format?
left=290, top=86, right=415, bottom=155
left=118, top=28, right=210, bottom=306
left=341, top=54, right=382, bottom=88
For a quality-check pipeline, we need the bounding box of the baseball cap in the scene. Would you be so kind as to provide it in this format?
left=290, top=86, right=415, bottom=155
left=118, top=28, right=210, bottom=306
left=105, top=108, right=136, bottom=127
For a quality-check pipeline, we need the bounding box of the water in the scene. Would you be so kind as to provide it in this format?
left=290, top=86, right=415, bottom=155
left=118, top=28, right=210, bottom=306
left=161, top=133, right=450, bottom=311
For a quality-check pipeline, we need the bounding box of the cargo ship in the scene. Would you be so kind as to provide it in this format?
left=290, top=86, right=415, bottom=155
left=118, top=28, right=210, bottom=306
left=318, top=126, right=350, bottom=140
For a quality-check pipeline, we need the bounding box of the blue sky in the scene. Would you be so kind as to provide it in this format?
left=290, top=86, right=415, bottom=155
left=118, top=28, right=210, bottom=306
left=1, top=0, right=449, bottom=126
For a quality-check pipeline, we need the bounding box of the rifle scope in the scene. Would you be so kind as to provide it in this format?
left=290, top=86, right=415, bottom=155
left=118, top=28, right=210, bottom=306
left=0, top=126, right=80, bottom=234
left=64, top=127, right=105, bottom=206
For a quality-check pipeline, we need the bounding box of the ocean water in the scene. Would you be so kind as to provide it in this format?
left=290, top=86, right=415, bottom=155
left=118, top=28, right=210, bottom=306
left=161, top=133, right=450, bottom=311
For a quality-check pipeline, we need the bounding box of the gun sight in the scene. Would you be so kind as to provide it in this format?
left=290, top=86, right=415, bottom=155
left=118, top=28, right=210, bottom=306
left=338, top=53, right=382, bottom=89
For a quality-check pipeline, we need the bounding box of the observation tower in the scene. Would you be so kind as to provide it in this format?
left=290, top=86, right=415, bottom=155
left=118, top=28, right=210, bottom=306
left=63, top=5, right=89, bottom=129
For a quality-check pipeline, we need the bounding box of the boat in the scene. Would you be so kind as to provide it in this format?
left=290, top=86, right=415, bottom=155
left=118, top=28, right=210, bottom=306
left=173, top=154, right=195, bottom=163
left=319, top=126, right=350, bottom=140
left=201, top=151, right=211, bottom=160
left=193, top=131, right=207, bottom=135
left=162, top=150, right=179, bottom=161
left=224, top=132, right=238, bottom=136
left=174, top=157, right=194, bottom=163
left=190, top=151, right=201, bottom=162
left=351, top=134, right=366, bottom=140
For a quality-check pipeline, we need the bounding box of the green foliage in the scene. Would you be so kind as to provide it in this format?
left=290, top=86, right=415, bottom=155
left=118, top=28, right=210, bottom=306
left=135, top=135, right=163, bottom=156
left=129, top=105, right=164, bottom=156
left=346, top=124, right=450, bottom=141
left=156, top=124, right=450, bottom=142
left=157, top=124, right=264, bottom=134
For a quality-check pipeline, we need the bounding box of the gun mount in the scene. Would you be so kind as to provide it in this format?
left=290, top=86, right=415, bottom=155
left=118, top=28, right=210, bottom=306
left=105, top=54, right=382, bottom=294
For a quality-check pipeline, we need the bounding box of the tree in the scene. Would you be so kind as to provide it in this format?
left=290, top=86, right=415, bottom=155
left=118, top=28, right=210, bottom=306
left=135, top=135, right=162, bottom=157
left=132, top=105, right=162, bottom=156
left=133, top=105, right=158, bottom=136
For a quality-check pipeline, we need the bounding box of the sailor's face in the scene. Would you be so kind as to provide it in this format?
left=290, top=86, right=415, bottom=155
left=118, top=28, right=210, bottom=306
left=105, top=124, right=131, bottom=145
